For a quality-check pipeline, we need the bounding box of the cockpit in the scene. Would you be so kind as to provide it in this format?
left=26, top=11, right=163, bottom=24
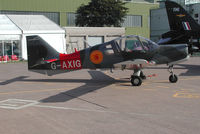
left=113, top=35, right=159, bottom=52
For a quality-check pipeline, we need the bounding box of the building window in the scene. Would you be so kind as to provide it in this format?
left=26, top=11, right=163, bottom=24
left=122, top=15, right=142, bottom=27
left=88, top=36, right=104, bottom=46
left=0, top=40, right=21, bottom=59
left=67, top=13, right=77, bottom=26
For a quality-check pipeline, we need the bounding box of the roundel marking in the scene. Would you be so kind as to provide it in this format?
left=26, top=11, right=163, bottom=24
left=90, top=50, right=103, bottom=64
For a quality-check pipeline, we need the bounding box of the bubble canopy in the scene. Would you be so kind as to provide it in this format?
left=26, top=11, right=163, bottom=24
left=113, top=35, right=159, bottom=52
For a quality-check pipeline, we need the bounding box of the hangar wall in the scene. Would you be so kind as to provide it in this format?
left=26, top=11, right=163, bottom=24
left=190, top=3, right=200, bottom=24
left=0, top=0, right=158, bottom=38
left=150, top=8, right=170, bottom=42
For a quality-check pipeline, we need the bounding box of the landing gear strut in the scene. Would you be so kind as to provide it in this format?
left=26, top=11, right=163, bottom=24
left=140, top=71, right=146, bottom=80
left=168, top=65, right=178, bottom=83
left=131, top=69, right=143, bottom=86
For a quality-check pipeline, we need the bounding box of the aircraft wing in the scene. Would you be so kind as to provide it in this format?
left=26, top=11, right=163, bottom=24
left=114, top=59, right=156, bottom=70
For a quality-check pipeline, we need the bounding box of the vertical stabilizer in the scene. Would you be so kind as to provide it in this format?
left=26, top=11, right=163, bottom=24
left=165, top=1, right=200, bottom=31
left=26, top=36, right=59, bottom=69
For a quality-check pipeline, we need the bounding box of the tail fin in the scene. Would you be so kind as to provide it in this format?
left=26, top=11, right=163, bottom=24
left=165, top=1, right=200, bottom=31
left=26, top=35, right=59, bottom=69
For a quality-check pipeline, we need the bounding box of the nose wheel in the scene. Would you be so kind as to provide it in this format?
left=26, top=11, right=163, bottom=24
left=169, top=74, right=178, bottom=83
left=168, top=65, right=178, bottom=83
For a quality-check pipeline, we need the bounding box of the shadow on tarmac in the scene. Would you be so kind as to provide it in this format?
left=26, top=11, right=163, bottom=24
left=147, top=63, right=200, bottom=76
left=0, top=76, right=29, bottom=85
left=178, top=64, right=200, bottom=76
left=40, top=71, right=117, bottom=104
left=0, top=71, right=127, bottom=105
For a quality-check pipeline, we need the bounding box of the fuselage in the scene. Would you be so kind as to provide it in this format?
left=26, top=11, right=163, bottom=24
left=27, top=35, right=188, bottom=76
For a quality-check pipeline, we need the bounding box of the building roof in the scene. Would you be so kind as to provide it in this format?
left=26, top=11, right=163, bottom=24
left=0, top=15, right=65, bottom=35
left=0, top=15, right=21, bottom=35
left=7, top=15, right=65, bottom=34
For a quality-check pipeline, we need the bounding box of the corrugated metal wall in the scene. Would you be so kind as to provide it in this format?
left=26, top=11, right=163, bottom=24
left=150, top=8, right=170, bottom=42
left=122, top=15, right=142, bottom=27
left=67, top=13, right=76, bottom=26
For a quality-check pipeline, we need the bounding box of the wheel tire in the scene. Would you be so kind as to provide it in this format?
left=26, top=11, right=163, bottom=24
left=131, top=76, right=142, bottom=86
left=169, top=74, right=178, bottom=83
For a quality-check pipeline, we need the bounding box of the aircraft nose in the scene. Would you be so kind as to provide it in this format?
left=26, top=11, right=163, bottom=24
left=175, top=44, right=188, bottom=57
left=166, top=44, right=189, bottom=63
left=168, top=44, right=189, bottom=60
left=154, top=44, right=189, bottom=64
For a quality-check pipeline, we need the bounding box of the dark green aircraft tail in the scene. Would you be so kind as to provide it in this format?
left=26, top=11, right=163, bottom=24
left=165, top=1, right=200, bottom=32
left=158, top=1, right=200, bottom=53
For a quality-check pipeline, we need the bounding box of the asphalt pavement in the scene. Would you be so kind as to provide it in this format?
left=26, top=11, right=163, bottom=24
left=0, top=57, right=200, bottom=134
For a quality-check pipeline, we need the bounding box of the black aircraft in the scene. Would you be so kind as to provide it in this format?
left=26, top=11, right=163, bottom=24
left=158, top=1, right=200, bottom=53
left=26, top=35, right=189, bottom=86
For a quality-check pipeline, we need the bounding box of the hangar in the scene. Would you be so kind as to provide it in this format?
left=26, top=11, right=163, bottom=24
left=0, top=0, right=159, bottom=38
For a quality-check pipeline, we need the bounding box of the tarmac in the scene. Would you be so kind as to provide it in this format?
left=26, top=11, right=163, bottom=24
left=0, top=57, right=200, bottom=134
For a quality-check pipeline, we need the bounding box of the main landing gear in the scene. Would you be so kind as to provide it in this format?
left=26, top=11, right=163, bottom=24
left=130, top=65, right=178, bottom=86
left=131, top=69, right=146, bottom=86
left=168, top=65, right=178, bottom=83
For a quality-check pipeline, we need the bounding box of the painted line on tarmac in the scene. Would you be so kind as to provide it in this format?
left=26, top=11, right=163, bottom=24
left=173, top=92, right=200, bottom=99
left=156, top=86, right=169, bottom=89
left=144, top=76, right=200, bottom=84
left=173, top=88, right=200, bottom=99
left=177, top=88, right=195, bottom=92
left=34, top=104, right=119, bottom=114
left=33, top=104, right=156, bottom=117
left=180, top=77, right=200, bottom=81
left=0, top=88, right=70, bottom=95
left=1, top=99, right=199, bottom=121
left=33, top=104, right=161, bottom=117
left=0, top=99, right=39, bottom=110
left=0, top=98, right=151, bottom=116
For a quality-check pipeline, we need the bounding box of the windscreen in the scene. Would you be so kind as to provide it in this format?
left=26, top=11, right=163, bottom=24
left=113, top=35, right=159, bottom=52
left=125, top=37, right=143, bottom=51
left=138, top=36, right=159, bottom=51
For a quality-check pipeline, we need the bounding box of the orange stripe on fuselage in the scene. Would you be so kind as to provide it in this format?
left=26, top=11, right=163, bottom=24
left=59, top=51, right=82, bottom=70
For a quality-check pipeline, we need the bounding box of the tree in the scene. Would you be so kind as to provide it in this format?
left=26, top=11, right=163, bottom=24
left=75, top=0, right=128, bottom=27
